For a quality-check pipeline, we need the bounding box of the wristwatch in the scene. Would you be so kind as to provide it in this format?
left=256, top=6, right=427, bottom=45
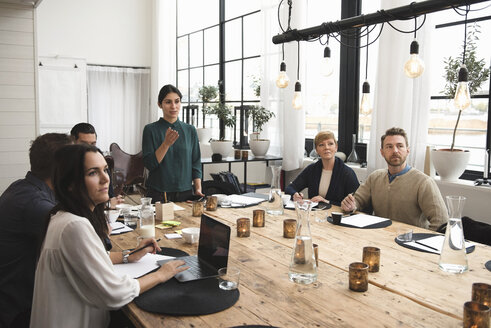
left=122, top=250, right=131, bottom=264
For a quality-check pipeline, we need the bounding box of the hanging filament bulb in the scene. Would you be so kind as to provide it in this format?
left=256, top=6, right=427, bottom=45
left=454, top=64, right=471, bottom=110
left=276, top=61, right=290, bottom=88
left=292, top=81, right=302, bottom=109
left=321, top=46, right=334, bottom=77
left=404, top=40, right=425, bottom=78
left=360, top=80, right=372, bottom=115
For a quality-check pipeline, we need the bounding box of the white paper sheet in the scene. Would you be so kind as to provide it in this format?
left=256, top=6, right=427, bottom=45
left=226, top=194, right=264, bottom=207
left=284, top=201, right=318, bottom=209
left=405, top=235, right=475, bottom=254
left=113, top=253, right=175, bottom=278
left=110, top=222, right=133, bottom=235
left=341, top=213, right=390, bottom=227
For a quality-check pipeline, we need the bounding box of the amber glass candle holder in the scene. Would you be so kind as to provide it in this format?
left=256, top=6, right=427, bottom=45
left=362, top=246, right=380, bottom=273
left=241, top=150, right=249, bottom=160
left=283, top=219, right=296, bottom=238
left=472, top=283, right=491, bottom=307
left=206, top=196, right=218, bottom=211
left=349, top=262, right=369, bottom=292
left=237, top=218, right=250, bottom=237
left=234, top=149, right=241, bottom=159
left=192, top=200, right=204, bottom=217
left=463, top=301, right=490, bottom=328
left=253, top=209, right=265, bottom=227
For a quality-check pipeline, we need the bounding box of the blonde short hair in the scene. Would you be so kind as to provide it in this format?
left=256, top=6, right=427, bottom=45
left=314, top=131, right=337, bottom=148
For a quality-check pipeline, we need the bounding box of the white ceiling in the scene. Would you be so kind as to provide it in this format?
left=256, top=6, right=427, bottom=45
left=0, top=0, right=42, bottom=7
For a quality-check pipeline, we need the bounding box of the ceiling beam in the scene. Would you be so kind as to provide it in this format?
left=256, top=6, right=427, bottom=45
left=272, top=0, right=491, bottom=44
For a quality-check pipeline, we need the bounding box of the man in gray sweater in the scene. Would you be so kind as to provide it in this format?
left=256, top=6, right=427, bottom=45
left=341, top=127, right=448, bottom=231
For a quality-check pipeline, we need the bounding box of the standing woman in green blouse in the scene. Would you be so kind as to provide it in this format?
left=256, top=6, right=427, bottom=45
left=143, top=85, right=204, bottom=202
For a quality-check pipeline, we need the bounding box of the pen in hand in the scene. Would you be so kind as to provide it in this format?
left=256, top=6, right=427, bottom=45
left=129, top=238, right=162, bottom=256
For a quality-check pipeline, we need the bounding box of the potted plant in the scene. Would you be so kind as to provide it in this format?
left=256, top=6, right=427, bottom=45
left=247, top=105, right=275, bottom=158
left=205, top=102, right=236, bottom=158
left=197, top=85, right=218, bottom=143
left=431, top=24, right=490, bottom=181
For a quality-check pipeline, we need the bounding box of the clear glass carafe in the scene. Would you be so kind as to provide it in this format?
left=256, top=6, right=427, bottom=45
left=289, top=200, right=317, bottom=284
left=346, top=134, right=359, bottom=163
left=438, top=195, right=468, bottom=273
left=266, top=165, right=283, bottom=215
left=139, top=197, right=155, bottom=238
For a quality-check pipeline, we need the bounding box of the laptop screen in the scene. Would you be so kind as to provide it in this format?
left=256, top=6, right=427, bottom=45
left=198, top=214, right=231, bottom=270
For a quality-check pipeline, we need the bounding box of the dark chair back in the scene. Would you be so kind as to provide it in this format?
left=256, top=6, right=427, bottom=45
left=109, top=143, right=145, bottom=195
left=202, top=180, right=237, bottom=196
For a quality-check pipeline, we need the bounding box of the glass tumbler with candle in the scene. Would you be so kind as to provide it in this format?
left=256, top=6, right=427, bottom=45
left=288, top=200, right=317, bottom=284
left=139, top=197, right=155, bottom=238
left=438, top=195, right=468, bottom=273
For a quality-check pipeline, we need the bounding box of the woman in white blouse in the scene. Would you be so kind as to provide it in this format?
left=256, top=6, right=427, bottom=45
left=30, top=144, right=187, bottom=328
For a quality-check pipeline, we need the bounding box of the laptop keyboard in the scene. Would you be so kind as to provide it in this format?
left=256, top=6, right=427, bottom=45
left=183, top=257, right=214, bottom=277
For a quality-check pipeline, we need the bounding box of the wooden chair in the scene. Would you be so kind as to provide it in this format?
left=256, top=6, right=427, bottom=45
left=109, top=143, right=145, bottom=196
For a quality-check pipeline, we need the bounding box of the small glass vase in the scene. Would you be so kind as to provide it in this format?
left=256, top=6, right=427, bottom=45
left=288, top=200, right=317, bottom=284
left=346, top=134, right=359, bottom=163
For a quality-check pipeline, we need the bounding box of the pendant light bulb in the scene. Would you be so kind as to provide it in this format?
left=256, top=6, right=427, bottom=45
left=454, top=65, right=471, bottom=110
left=360, top=81, right=372, bottom=116
left=276, top=61, right=290, bottom=88
left=404, top=40, right=425, bottom=78
left=321, top=46, right=334, bottom=77
left=292, top=81, right=302, bottom=110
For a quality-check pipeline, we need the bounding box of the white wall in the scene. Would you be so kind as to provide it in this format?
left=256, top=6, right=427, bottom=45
left=0, top=3, right=36, bottom=193
left=36, top=0, right=152, bottom=67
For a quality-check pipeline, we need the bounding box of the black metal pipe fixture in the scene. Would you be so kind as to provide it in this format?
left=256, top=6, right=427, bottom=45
left=272, top=0, right=490, bottom=44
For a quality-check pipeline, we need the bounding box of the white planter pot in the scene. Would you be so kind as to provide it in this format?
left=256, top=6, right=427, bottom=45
left=210, top=140, right=233, bottom=158
left=196, top=128, right=212, bottom=143
left=249, top=139, right=270, bottom=158
left=431, top=149, right=470, bottom=181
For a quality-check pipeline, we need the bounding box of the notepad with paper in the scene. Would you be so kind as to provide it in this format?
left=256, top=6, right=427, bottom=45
left=113, top=253, right=175, bottom=278
left=341, top=213, right=390, bottom=227
left=226, top=194, right=265, bottom=207
left=404, top=235, right=475, bottom=254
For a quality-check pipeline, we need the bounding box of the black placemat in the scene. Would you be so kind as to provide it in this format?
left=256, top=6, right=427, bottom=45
left=326, top=215, right=392, bottom=229
left=135, top=247, right=240, bottom=315
left=484, top=260, right=491, bottom=271
left=135, top=275, right=240, bottom=315
left=394, top=233, right=475, bottom=254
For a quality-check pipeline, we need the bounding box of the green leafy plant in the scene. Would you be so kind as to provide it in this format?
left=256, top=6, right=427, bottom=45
left=441, top=23, right=490, bottom=150
left=247, top=105, right=275, bottom=133
left=206, top=102, right=236, bottom=131
left=198, top=85, right=218, bottom=128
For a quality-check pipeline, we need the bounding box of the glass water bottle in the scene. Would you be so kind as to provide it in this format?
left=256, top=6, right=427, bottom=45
left=266, top=165, right=283, bottom=215
left=139, top=197, right=155, bottom=238
left=288, top=200, right=317, bottom=284
left=438, top=195, right=468, bottom=273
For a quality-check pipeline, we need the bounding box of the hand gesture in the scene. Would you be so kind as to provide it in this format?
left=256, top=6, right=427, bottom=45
left=162, top=127, right=179, bottom=148
left=293, top=192, right=303, bottom=202
left=129, top=238, right=161, bottom=262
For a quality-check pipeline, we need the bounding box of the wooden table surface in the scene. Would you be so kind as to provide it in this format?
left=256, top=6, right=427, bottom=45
left=110, top=203, right=491, bottom=328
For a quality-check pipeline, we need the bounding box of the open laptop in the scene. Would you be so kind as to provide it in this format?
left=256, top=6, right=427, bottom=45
left=158, top=214, right=231, bottom=282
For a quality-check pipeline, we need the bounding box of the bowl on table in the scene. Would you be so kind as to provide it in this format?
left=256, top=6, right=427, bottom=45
left=182, top=227, right=200, bottom=244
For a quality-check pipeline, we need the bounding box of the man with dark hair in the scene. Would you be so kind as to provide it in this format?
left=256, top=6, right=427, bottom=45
left=341, top=127, right=448, bottom=231
left=0, top=133, right=72, bottom=328
left=70, top=122, right=124, bottom=207
left=70, top=122, right=97, bottom=145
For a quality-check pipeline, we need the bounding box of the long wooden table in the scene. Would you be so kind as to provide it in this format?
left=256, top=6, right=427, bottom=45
left=110, top=203, right=491, bottom=327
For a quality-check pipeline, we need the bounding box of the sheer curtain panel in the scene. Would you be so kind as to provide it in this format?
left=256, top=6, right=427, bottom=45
left=87, top=66, right=151, bottom=153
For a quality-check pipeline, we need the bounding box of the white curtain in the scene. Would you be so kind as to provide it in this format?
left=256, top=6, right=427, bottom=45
left=260, top=0, right=306, bottom=171
left=87, top=66, right=151, bottom=154
left=151, top=0, right=176, bottom=122
left=368, top=0, right=432, bottom=173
